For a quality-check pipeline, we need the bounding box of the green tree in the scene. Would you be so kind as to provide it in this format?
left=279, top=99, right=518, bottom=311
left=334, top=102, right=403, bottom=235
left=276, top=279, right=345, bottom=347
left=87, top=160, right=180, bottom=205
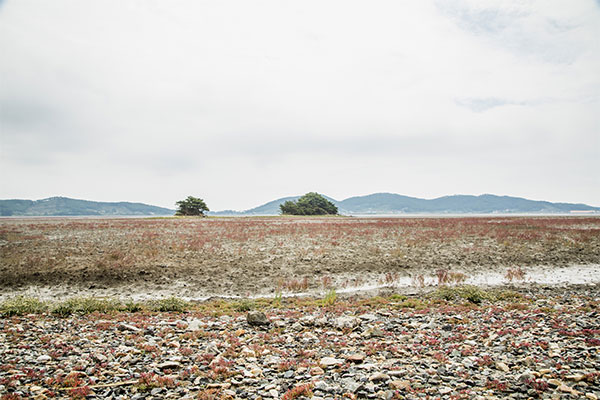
left=280, top=192, right=338, bottom=215
left=175, top=196, right=209, bottom=216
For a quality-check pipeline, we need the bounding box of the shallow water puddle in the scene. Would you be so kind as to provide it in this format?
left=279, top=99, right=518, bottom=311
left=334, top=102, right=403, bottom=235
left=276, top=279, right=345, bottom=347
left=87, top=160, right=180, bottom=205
left=2, top=264, right=599, bottom=302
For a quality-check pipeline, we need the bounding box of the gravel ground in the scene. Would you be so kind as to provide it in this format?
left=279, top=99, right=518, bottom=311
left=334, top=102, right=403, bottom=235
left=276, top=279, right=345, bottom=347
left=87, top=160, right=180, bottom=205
left=1, top=285, right=599, bottom=400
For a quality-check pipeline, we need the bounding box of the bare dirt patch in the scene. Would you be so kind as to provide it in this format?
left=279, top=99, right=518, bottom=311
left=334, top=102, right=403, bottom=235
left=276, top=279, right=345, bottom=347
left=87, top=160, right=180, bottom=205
left=1, top=216, right=599, bottom=299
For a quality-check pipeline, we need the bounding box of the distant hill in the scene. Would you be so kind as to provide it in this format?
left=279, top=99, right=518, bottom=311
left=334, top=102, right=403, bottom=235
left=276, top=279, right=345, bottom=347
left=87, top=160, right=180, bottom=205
left=209, top=195, right=337, bottom=216
left=0, top=197, right=174, bottom=216
left=211, top=193, right=600, bottom=215
left=337, top=193, right=599, bottom=214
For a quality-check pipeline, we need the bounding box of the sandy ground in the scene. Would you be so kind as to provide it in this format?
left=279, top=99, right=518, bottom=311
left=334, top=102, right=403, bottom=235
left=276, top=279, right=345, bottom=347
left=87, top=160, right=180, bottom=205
left=1, top=216, right=599, bottom=300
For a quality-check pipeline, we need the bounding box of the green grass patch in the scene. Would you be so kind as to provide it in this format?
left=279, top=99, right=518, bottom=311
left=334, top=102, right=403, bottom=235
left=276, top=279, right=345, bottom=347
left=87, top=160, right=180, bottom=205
left=51, top=297, right=122, bottom=316
left=148, top=296, right=189, bottom=312
left=0, top=296, right=48, bottom=316
left=429, top=285, right=491, bottom=304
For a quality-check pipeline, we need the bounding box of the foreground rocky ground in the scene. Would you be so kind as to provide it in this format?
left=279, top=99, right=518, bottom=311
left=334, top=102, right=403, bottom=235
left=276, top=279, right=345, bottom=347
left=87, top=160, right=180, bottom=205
left=1, top=285, right=599, bottom=400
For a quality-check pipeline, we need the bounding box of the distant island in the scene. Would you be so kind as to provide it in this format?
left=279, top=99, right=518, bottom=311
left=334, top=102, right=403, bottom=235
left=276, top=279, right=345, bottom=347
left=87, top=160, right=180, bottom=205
left=1, top=193, right=598, bottom=217
left=0, top=197, right=174, bottom=216
left=210, top=193, right=600, bottom=216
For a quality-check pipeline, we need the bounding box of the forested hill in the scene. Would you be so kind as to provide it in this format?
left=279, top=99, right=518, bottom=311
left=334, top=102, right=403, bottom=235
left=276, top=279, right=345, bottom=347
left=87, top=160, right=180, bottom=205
left=0, top=197, right=174, bottom=216
left=210, top=193, right=600, bottom=215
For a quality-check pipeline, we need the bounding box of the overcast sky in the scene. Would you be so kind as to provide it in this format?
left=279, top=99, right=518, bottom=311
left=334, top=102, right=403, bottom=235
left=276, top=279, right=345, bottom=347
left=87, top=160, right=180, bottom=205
left=1, top=0, right=599, bottom=210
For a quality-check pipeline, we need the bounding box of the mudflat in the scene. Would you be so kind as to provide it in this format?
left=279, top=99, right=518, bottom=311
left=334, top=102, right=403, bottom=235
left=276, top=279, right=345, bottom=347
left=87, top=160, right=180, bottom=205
left=1, top=216, right=599, bottom=299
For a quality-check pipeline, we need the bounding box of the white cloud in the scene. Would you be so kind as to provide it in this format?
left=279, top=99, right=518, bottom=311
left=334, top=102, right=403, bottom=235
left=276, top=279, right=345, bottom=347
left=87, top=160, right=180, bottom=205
left=1, top=0, right=598, bottom=209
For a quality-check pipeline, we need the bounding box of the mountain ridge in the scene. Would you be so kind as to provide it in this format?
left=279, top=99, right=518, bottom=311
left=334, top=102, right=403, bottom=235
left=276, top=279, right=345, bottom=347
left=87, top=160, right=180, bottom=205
left=0, top=196, right=174, bottom=216
left=210, top=193, right=600, bottom=215
left=1, top=194, right=598, bottom=216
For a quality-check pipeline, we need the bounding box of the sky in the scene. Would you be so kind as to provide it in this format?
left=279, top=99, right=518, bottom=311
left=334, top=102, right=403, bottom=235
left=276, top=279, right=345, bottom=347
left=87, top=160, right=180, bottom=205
left=1, top=0, right=599, bottom=210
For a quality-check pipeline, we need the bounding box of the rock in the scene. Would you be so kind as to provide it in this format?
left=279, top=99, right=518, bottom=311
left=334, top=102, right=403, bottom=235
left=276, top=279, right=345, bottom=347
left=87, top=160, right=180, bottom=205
left=239, top=346, right=255, bottom=358
left=369, top=372, right=390, bottom=382
left=439, top=386, right=453, bottom=394
left=341, top=378, right=363, bottom=393
left=362, top=327, right=385, bottom=338
left=389, top=380, right=411, bottom=390
left=158, top=361, right=181, bottom=370
left=118, top=323, right=141, bottom=332
left=548, top=379, right=561, bottom=388
left=538, top=368, right=552, bottom=375
left=311, top=367, right=325, bottom=375
left=346, top=353, right=366, bottom=363
left=36, top=355, right=51, bottom=362
left=495, top=362, right=510, bottom=372
left=319, top=357, right=344, bottom=367
left=247, top=311, right=270, bottom=326
left=334, top=316, right=361, bottom=330
left=586, top=394, right=598, bottom=400
left=558, top=384, right=581, bottom=396
left=205, top=341, right=219, bottom=354
left=283, top=370, right=294, bottom=379
left=187, top=319, right=203, bottom=331
left=565, top=374, right=585, bottom=382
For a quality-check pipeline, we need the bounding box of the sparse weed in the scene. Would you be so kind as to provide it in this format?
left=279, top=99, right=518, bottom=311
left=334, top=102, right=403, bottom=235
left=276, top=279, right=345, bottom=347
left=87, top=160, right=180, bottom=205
left=505, top=267, right=526, bottom=282
left=272, top=291, right=283, bottom=307
left=411, top=274, right=425, bottom=288
left=282, top=383, right=314, bottom=400
left=278, top=276, right=310, bottom=292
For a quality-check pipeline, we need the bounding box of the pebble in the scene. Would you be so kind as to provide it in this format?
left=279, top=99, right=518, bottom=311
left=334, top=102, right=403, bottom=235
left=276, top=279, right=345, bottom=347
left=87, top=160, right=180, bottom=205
left=1, top=285, right=599, bottom=399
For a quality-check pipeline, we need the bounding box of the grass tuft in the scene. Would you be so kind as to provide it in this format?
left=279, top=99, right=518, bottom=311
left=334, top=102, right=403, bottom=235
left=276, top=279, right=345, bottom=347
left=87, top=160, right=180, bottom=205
left=320, top=289, right=337, bottom=307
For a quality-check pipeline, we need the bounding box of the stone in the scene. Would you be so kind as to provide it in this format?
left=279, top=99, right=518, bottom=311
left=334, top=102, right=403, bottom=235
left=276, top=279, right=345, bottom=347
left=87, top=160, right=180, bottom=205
left=362, top=327, right=385, bottom=338
left=439, top=387, right=453, bottom=394
left=158, top=361, right=181, bottom=370
left=36, top=355, right=51, bottom=362
left=389, top=380, right=411, bottom=390
left=320, top=357, right=344, bottom=367
left=558, top=384, right=581, bottom=396
left=369, top=372, right=390, bottom=382
left=118, top=323, right=141, bottom=332
left=311, top=367, right=325, bottom=375
left=565, top=374, right=585, bottom=382
left=346, top=353, right=366, bottom=363
left=341, top=378, right=363, bottom=393
left=495, top=362, right=510, bottom=372
left=247, top=311, right=270, bottom=326
left=187, top=319, right=203, bottom=331
left=334, top=316, right=361, bottom=330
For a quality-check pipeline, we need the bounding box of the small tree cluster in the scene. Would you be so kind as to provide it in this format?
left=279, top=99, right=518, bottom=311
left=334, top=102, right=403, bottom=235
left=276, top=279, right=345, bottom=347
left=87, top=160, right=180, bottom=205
left=176, top=196, right=209, bottom=216
left=280, top=192, right=338, bottom=215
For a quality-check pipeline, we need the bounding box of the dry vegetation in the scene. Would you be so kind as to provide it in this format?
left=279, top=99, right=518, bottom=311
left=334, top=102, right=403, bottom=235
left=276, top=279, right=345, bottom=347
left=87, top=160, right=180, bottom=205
left=1, top=216, right=599, bottom=297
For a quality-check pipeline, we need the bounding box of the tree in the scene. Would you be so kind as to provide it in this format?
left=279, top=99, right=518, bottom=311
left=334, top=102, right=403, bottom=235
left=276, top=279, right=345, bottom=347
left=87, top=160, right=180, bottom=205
left=176, top=196, right=209, bottom=216
left=280, top=192, right=338, bottom=215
